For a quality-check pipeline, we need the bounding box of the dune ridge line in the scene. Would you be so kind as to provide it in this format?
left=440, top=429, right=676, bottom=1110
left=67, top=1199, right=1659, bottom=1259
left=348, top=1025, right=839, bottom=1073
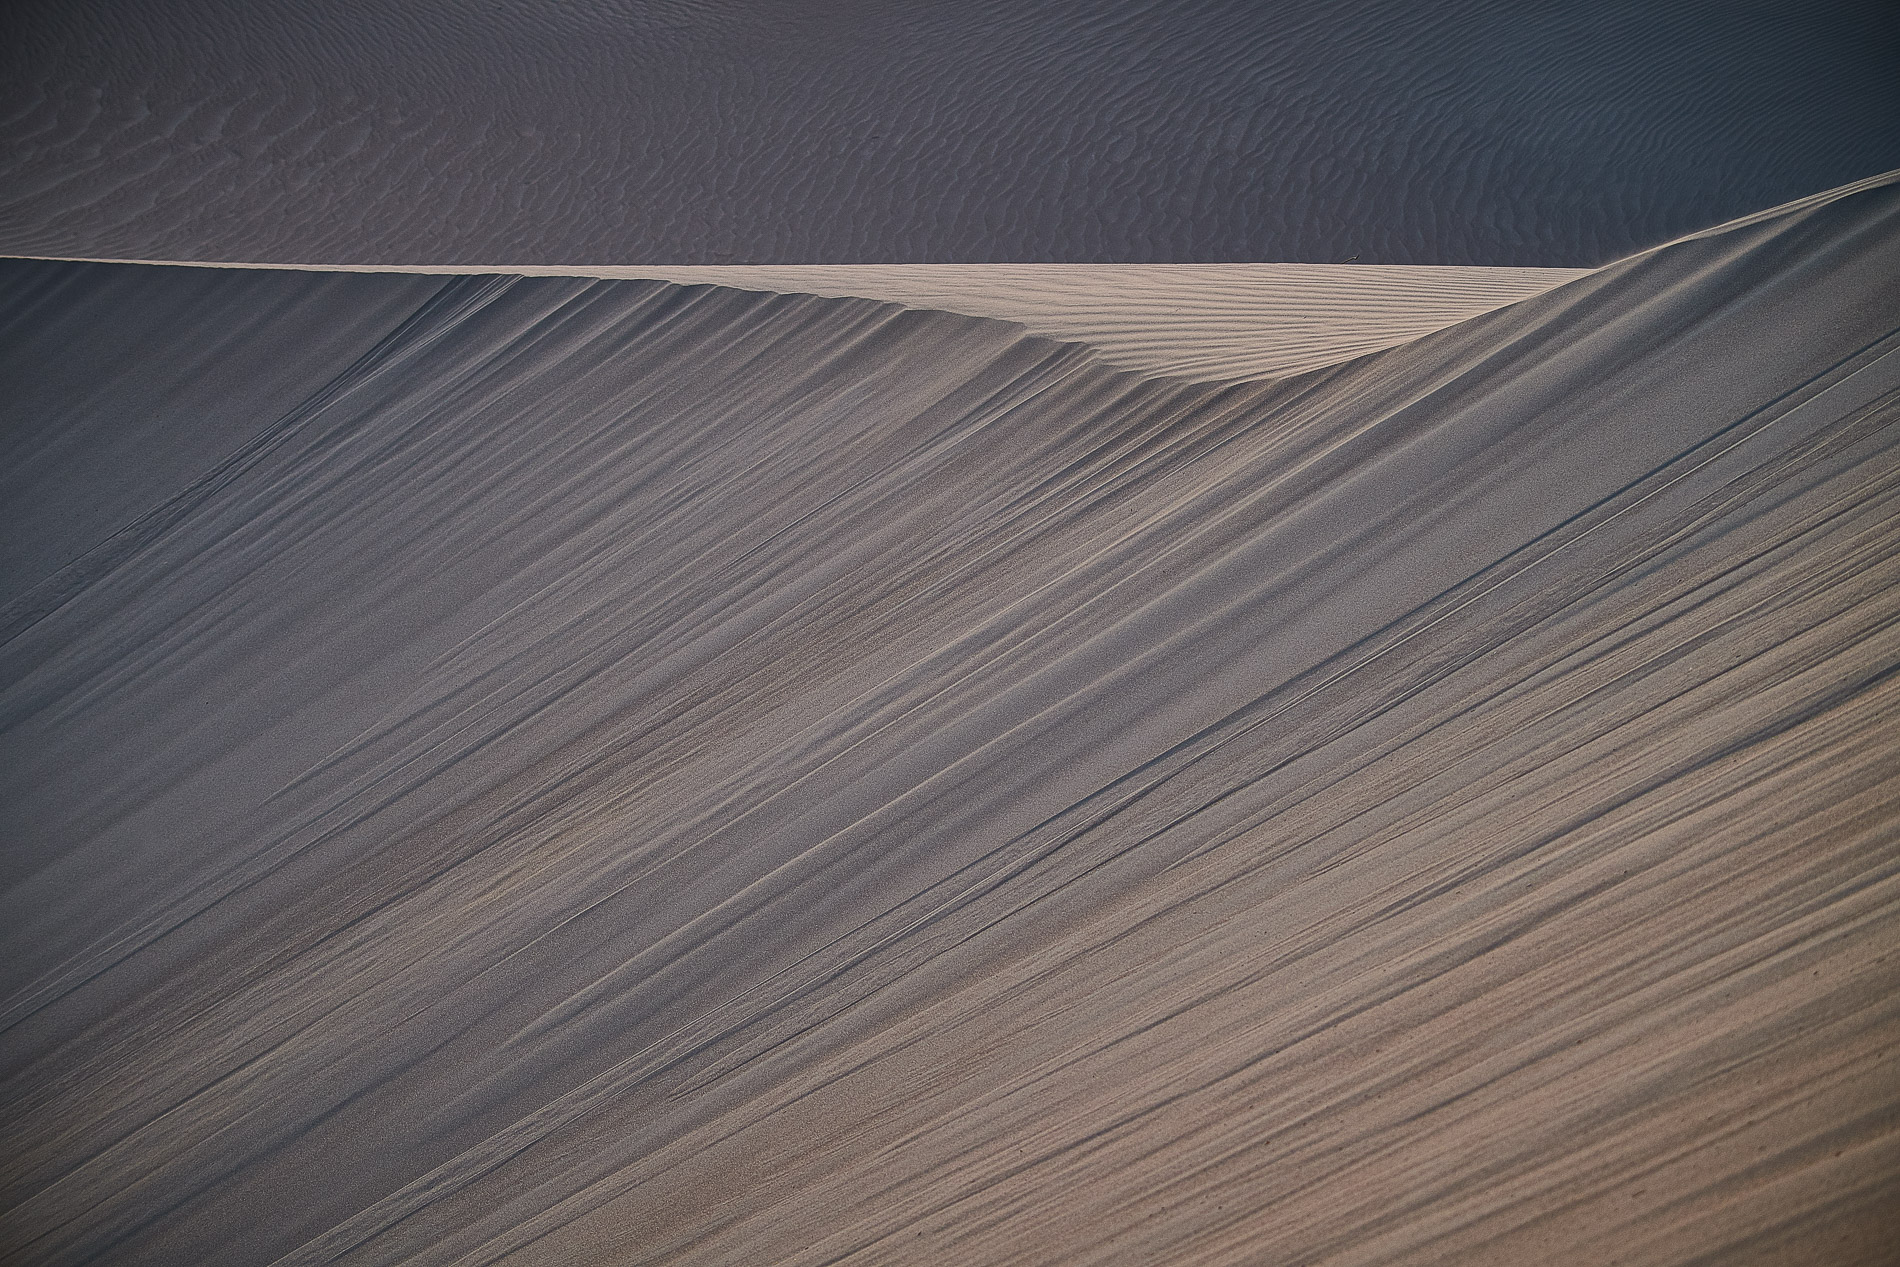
left=0, top=255, right=1589, bottom=381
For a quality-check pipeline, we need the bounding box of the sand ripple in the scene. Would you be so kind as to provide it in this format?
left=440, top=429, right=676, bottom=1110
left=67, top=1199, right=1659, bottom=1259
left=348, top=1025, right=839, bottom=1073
left=4, top=1, right=1898, bottom=265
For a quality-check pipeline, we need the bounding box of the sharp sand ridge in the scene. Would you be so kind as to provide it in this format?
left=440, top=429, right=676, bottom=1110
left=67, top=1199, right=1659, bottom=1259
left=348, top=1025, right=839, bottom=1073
left=17, top=169, right=1888, bottom=385
left=0, top=257, right=1591, bottom=381
left=1, top=174, right=1898, bottom=1264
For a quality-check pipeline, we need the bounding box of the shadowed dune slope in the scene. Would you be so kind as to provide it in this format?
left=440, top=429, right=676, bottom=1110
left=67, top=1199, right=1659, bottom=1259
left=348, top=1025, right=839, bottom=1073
left=3, top=0, right=1899, bottom=266
left=0, top=264, right=448, bottom=602
left=2, top=177, right=1899, bottom=1264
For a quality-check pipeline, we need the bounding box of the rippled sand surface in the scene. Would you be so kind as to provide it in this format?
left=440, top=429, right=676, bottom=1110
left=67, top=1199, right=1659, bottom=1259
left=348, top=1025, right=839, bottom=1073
left=3, top=0, right=1897, bottom=266
left=2, top=176, right=1898, bottom=1264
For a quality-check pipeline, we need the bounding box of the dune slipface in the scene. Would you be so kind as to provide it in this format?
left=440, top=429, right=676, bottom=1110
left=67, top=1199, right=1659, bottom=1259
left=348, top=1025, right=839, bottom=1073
left=3, top=0, right=1899, bottom=267
left=2, top=177, right=1899, bottom=1265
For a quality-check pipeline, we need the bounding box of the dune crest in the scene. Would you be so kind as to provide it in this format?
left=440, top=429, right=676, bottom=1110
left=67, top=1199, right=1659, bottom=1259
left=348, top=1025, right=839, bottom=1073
left=17, top=168, right=1891, bottom=385
left=0, top=256, right=1589, bottom=380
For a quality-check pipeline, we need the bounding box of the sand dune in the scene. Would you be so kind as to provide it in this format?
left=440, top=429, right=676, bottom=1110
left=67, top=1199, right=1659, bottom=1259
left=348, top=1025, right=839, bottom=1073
left=4, top=0, right=1898, bottom=266
left=0, top=259, right=1588, bottom=381
left=0, top=263, right=446, bottom=603
left=2, top=175, right=1898, bottom=1266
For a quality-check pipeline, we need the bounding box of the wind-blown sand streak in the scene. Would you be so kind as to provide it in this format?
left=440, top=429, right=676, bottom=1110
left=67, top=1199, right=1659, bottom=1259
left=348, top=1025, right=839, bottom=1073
left=0, top=259, right=1589, bottom=381
left=0, top=263, right=448, bottom=602
left=1, top=177, right=1898, bottom=1264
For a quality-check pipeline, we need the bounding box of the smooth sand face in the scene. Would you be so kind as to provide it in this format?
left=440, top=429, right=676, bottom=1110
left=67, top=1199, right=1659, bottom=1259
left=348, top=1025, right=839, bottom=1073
left=4, top=0, right=1899, bottom=267
left=2, top=178, right=1898, bottom=1264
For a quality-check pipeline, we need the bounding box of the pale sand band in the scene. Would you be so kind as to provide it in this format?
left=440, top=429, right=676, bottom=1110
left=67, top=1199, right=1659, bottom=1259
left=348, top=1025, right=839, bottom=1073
left=3, top=255, right=1587, bottom=381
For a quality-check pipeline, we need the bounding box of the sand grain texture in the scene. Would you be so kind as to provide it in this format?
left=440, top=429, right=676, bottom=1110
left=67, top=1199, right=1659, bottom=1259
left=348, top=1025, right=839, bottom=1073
left=3, top=0, right=1898, bottom=266
left=1, top=179, right=1899, bottom=1264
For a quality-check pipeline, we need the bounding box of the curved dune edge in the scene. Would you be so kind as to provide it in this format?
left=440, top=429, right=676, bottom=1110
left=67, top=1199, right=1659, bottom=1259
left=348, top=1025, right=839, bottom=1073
left=5, top=172, right=1892, bottom=384
left=1629, top=165, right=1900, bottom=255
left=0, top=254, right=1585, bottom=381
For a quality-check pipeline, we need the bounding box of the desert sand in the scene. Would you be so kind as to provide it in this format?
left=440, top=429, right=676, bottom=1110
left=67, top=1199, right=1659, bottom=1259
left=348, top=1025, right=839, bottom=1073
left=1, top=172, right=1896, bottom=1264
left=4, top=0, right=1898, bottom=267
left=0, top=259, right=1589, bottom=382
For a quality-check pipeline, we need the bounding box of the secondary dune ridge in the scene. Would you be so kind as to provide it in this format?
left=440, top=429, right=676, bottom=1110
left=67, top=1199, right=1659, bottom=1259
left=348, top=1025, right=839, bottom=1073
left=4, top=0, right=1898, bottom=267
left=1, top=176, right=1898, bottom=1264
left=22, top=169, right=1896, bottom=392
left=0, top=261, right=1589, bottom=382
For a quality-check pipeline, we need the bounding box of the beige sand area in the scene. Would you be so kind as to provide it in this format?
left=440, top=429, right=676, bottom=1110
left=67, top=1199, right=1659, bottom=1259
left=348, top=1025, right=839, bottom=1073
left=543, top=264, right=1594, bottom=379
left=1, top=173, right=1898, bottom=1266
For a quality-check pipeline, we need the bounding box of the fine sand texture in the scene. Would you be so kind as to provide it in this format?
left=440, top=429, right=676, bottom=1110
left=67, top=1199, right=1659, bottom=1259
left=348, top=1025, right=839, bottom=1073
left=2, top=177, right=1899, bottom=1264
left=4, top=0, right=1899, bottom=267
left=0, top=265, right=446, bottom=603
left=0, top=261, right=1590, bottom=382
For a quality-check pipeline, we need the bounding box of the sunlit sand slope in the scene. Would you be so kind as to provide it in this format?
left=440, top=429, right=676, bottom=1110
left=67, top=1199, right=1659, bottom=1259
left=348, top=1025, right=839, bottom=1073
left=2, top=176, right=1898, bottom=1264
left=0, top=260, right=1589, bottom=381
left=544, top=265, right=1591, bottom=380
